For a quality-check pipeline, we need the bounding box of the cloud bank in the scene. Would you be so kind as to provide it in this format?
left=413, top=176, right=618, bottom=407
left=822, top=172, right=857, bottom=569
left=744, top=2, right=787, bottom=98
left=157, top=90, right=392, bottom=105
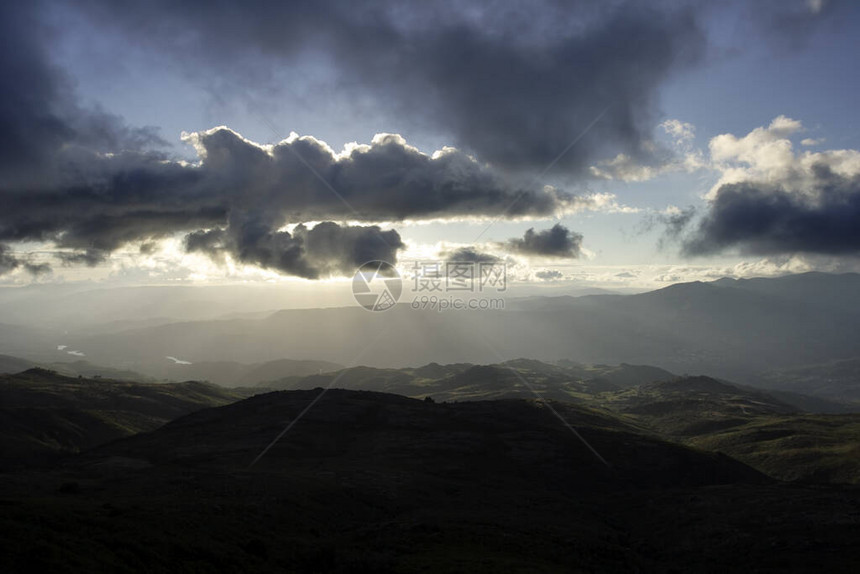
left=2, top=2, right=630, bottom=279
left=683, top=117, right=860, bottom=256
left=77, top=0, right=706, bottom=174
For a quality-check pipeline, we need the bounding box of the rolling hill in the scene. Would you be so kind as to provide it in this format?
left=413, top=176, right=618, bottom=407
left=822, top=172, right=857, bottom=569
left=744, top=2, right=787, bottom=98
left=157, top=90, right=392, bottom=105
left=3, top=388, right=860, bottom=572
left=604, top=376, right=860, bottom=484
left=260, top=359, right=677, bottom=402
left=0, top=368, right=242, bottom=469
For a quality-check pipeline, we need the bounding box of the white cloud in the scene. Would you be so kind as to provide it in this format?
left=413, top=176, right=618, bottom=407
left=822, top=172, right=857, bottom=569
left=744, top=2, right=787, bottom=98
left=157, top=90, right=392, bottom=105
left=589, top=154, right=659, bottom=182
left=589, top=118, right=706, bottom=182
left=661, top=119, right=696, bottom=143
left=708, top=115, right=799, bottom=179
left=801, top=137, right=824, bottom=146
left=705, top=116, right=860, bottom=200
left=580, top=192, right=641, bottom=213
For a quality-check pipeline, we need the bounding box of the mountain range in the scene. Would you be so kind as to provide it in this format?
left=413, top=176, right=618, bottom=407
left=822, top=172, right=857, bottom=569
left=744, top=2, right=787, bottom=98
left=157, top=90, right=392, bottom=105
left=3, top=272, right=859, bottom=389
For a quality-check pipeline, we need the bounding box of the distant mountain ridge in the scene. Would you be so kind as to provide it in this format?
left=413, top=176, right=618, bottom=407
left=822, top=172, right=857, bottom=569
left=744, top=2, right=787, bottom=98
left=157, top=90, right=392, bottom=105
left=14, top=271, right=856, bottom=383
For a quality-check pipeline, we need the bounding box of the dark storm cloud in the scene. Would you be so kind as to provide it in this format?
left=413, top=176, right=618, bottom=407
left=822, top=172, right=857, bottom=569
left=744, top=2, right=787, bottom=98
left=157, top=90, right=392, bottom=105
left=0, top=122, right=580, bottom=276
left=187, top=128, right=579, bottom=221
left=0, top=246, right=20, bottom=276
left=506, top=224, right=583, bottom=258
left=57, top=248, right=108, bottom=267
left=185, top=221, right=404, bottom=279
left=0, top=1, right=585, bottom=278
left=443, top=247, right=500, bottom=264
left=0, top=1, right=200, bottom=274
left=0, top=245, right=50, bottom=276
left=682, top=167, right=860, bottom=256
left=0, top=2, right=164, bottom=189
left=76, top=0, right=705, bottom=173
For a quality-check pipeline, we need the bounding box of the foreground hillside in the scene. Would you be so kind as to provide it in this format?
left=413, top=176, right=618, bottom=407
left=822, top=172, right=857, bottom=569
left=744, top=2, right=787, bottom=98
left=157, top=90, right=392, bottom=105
left=0, top=368, right=241, bottom=469
left=3, top=389, right=860, bottom=573
left=605, top=376, right=860, bottom=484
left=261, top=363, right=860, bottom=484
left=4, top=357, right=858, bottom=485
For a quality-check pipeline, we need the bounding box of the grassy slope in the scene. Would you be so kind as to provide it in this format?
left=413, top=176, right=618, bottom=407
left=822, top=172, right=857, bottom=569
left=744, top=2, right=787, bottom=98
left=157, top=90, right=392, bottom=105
left=603, top=376, right=860, bottom=484
left=0, top=368, right=242, bottom=468
left=688, top=414, right=860, bottom=484
left=2, top=389, right=860, bottom=573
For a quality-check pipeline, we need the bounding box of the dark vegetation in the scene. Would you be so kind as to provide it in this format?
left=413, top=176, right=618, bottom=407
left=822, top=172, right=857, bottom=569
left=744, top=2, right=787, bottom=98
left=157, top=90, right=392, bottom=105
left=0, top=368, right=240, bottom=469
left=1, top=357, right=860, bottom=571
left=3, top=388, right=860, bottom=573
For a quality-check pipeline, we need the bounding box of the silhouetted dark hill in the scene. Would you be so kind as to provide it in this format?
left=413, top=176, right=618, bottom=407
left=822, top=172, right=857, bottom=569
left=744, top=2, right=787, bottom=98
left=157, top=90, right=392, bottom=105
left=4, top=388, right=860, bottom=573
left=86, top=388, right=766, bottom=489
left=0, top=369, right=241, bottom=468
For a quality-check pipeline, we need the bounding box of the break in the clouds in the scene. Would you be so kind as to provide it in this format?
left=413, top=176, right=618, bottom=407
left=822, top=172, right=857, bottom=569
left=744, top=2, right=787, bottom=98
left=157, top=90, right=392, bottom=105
left=505, top=224, right=583, bottom=259
left=681, top=117, right=860, bottom=256
left=76, top=0, right=704, bottom=174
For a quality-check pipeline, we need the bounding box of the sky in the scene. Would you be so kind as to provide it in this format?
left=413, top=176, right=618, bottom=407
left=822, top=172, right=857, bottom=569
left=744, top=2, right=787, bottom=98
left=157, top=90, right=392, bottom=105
left=1, top=0, right=860, bottom=297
